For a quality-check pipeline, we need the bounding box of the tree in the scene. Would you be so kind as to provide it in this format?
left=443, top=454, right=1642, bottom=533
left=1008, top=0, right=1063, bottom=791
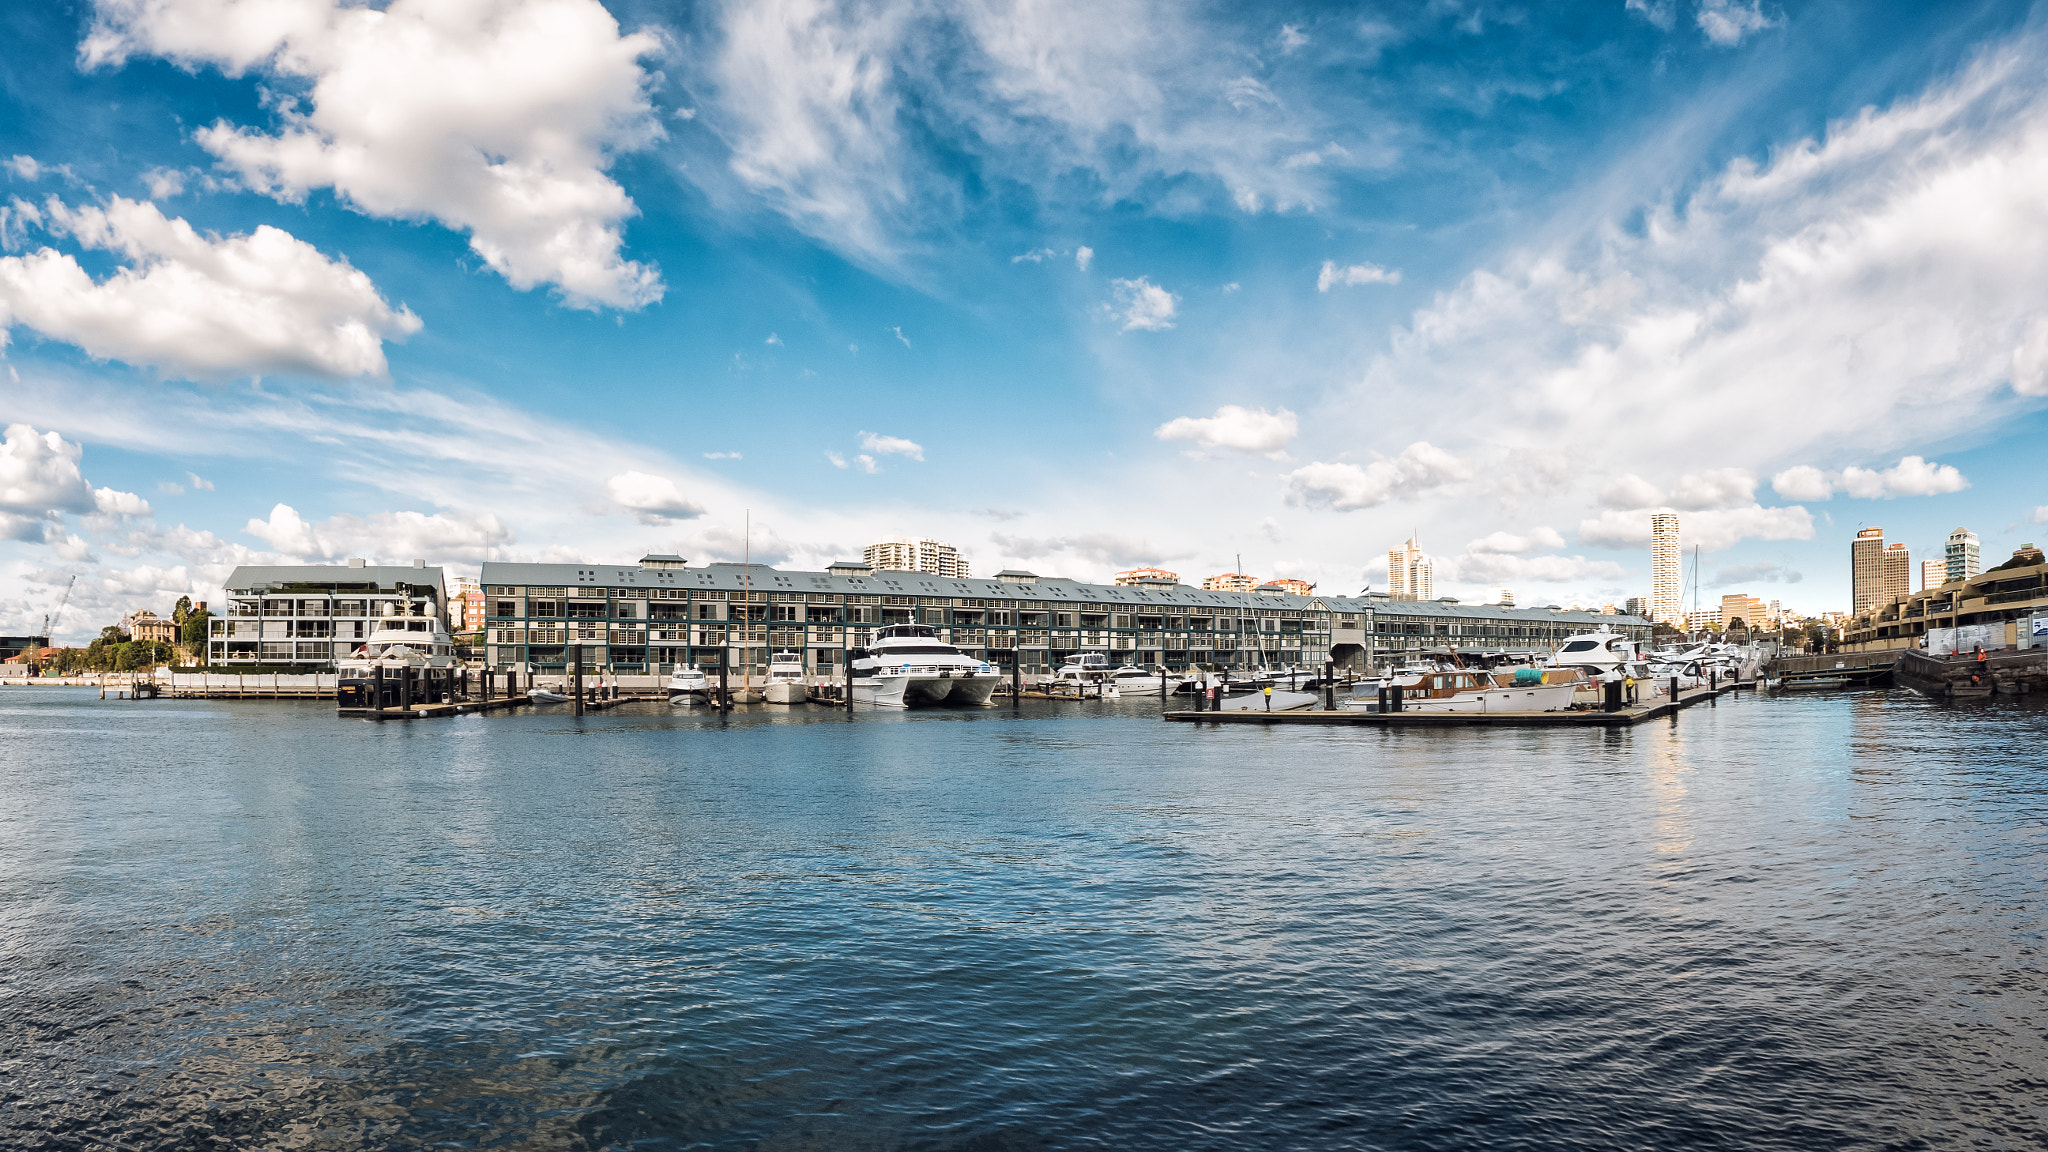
left=172, top=595, right=194, bottom=626
left=1727, top=616, right=1746, bottom=633
left=99, top=624, right=129, bottom=646
left=181, top=608, right=212, bottom=646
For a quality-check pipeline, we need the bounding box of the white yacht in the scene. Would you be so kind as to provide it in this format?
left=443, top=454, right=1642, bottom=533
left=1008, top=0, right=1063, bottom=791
left=666, top=664, right=711, bottom=703
left=1547, top=628, right=1643, bottom=678
left=1106, top=665, right=1183, bottom=694
left=849, top=625, right=1001, bottom=708
left=764, top=651, right=809, bottom=705
left=1051, top=653, right=1112, bottom=684
left=335, top=604, right=456, bottom=676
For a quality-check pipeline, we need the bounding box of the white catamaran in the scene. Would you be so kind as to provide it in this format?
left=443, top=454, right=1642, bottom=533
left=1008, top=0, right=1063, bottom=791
left=848, top=625, right=1001, bottom=708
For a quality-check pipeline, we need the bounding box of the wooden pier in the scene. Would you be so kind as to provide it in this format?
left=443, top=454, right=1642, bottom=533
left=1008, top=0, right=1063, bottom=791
left=339, top=694, right=533, bottom=720
left=1164, top=682, right=1745, bottom=727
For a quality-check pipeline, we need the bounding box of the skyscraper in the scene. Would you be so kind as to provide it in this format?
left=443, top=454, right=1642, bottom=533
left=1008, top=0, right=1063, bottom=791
left=864, top=536, right=969, bottom=578
left=1945, top=527, right=1981, bottom=585
left=1387, top=536, right=1432, bottom=601
left=1883, top=543, right=1910, bottom=607
left=1851, top=527, right=1883, bottom=614
left=1649, top=512, right=1681, bottom=626
left=1921, top=558, right=1945, bottom=591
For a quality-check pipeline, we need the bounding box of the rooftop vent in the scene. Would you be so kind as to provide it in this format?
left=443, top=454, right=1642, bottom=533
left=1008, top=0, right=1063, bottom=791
left=640, top=554, right=690, bottom=570
left=825, top=560, right=873, bottom=574
left=412, top=559, right=424, bottom=568
left=995, top=569, right=1040, bottom=583
left=348, top=558, right=366, bottom=568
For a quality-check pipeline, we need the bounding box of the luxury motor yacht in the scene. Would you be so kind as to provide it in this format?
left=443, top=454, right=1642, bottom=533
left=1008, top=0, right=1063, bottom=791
left=764, top=651, right=809, bottom=704
left=849, top=625, right=1002, bottom=708
left=667, top=664, right=711, bottom=703
left=1395, top=668, right=1577, bottom=713
left=1106, top=665, right=1183, bottom=694
left=1051, top=653, right=1112, bottom=684
left=1547, top=628, right=1643, bottom=679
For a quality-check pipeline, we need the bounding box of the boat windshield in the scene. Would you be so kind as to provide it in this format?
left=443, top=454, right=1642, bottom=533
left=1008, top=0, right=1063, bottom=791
left=877, top=625, right=939, bottom=639
left=1559, top=640, right=1600, bottom=653
left=865, top=644, right=961, bottom=656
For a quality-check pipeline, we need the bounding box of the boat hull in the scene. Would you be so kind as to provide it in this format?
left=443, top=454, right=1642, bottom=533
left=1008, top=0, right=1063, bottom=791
left=764, top=681, right=808, bottom=704
left=853, top=672, right=1001, bottom=708
left=1405, top=682, right=1577, bottom=713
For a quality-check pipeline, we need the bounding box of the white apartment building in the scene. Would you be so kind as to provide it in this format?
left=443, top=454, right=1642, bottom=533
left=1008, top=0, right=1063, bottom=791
left=1921, top=558, right=1945, bottom=591
left=1945, top=527, right=1980, bottom=585
left=1650, top=512, right=1682, bottom=626
left=210, top=560, right=446, bottom=666
left=1201, top=572, right=1258, bottom=592
left=1387, top=536, right=1433, bottom=601
left=864, top=536, right=970, bottom=579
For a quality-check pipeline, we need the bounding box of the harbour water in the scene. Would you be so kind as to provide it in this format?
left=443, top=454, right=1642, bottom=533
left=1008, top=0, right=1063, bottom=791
left=2, top=687, right=2043, bottom=1150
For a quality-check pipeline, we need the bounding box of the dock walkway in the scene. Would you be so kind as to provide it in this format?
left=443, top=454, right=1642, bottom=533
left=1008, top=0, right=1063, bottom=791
left=1164, top=683, right=1743, bottom=727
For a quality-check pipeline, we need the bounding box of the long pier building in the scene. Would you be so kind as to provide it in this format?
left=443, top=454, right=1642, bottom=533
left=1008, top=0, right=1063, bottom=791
left=474, top=557, right=1650, bottom=678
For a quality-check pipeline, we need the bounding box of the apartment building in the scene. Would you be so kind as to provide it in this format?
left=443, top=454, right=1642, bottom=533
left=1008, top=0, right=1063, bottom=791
left=209, top=560, right=446, bottom=666
left=864, top=536, right=969, bottom=578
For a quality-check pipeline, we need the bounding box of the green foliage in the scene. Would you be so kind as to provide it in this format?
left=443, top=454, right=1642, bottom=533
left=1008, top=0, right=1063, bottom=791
left=181, top=609, right=212, bottom=646
left=172, top=595, right=194, bottom=626
left=44, top=638, right=175, bottom=673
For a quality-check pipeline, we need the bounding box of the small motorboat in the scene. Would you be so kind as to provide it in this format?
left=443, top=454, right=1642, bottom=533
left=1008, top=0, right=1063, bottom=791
left=529, top=687, right=571, bottom=704
left=667, top=665, right=711, bottom=703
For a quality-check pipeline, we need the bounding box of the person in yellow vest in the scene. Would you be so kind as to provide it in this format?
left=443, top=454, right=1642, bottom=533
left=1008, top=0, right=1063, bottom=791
left=1263, top=684, right=1273, bottom=710
left=1623, top=673, right=1636, bottom=706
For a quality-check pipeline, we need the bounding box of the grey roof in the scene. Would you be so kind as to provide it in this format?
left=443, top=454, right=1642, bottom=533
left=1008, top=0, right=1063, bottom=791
left=476, top=558, right=1651, bottom=625
left=225, top=564, right=445, bottom=594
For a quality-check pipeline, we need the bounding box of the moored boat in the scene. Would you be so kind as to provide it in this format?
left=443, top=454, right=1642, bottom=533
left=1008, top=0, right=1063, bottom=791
left=849, top=625, right=1001, bottom=708
left=764, top=652, right=809, bottom=704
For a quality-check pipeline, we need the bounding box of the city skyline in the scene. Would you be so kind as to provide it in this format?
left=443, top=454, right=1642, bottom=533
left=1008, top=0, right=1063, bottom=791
left=2, top=0, right=2045, bottom=641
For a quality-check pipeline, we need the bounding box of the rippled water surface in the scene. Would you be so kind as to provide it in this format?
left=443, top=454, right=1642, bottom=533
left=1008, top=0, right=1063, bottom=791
left=2, top=686, right=2044, bottom=1150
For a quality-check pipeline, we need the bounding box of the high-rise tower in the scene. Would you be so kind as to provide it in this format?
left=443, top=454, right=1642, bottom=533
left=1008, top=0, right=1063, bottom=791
left=1386, top=536, right=1432, bottom=601
left=1945, top=527, right=1981, bottom=585
left=1649, top=512, right=1681, bottom=626
left=1850, top=527, right=1888, bottom=616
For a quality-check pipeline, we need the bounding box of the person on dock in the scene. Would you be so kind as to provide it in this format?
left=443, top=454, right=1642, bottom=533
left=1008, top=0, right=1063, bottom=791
left=1263, top=685, right=1273, bottom=710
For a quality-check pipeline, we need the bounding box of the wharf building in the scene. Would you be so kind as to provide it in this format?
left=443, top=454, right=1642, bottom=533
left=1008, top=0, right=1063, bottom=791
left=208, top=560, right=447, bottom=666
left=474, top=555, right=1651, bottom=678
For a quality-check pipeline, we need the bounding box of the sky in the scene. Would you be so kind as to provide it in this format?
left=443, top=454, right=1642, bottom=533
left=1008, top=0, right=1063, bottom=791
left=3, top=0, right=2046, bottom=641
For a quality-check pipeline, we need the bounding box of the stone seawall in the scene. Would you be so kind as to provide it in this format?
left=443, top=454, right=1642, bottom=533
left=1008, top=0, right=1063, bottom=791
left=1895, top=648, right=2048, bottom=699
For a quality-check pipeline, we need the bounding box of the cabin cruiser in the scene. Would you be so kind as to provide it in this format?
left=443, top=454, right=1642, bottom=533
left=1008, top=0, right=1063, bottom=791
left=764, top=651, right=809, bottom=704
left=1391, top=668, right=1577, bottom=713
left=849, top=624, right=1001, bottom=708
left=1548, top=628, right=1643, bottom=679
left=1106, top=665, right=1184, bottom=694
left=335, top=602, right=457, bottom=708
left=1052, top=653, right=1112, bottom=684
left=667, top=664, right=711, bottom=703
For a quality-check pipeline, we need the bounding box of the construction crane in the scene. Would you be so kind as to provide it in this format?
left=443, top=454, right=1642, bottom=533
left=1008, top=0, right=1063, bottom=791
left=39, top=575, right=77, bottom=664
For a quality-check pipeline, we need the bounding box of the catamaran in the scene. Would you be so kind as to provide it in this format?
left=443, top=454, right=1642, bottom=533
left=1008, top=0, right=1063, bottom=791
left=848, top=625, right=1001, bottom=708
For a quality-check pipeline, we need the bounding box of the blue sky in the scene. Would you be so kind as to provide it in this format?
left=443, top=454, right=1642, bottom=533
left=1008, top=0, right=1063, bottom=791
left=3, top=0, right=2045, bottom=639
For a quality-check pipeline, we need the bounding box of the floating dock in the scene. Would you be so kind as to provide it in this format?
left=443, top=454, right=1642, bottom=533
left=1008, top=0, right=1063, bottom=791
left=1164, top=683, right=1744, bottom=727
left=339, top=695, right=534, bottom=720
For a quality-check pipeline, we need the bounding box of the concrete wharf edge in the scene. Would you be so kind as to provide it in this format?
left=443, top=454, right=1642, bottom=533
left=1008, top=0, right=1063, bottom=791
left=1164, top=683, right=1744, bottom=727
left=339, top=695, right=534, bottom=720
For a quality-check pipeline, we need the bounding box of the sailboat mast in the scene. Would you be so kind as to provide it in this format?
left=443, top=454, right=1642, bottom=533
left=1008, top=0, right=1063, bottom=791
left=743, top=510, right=751, bottom=691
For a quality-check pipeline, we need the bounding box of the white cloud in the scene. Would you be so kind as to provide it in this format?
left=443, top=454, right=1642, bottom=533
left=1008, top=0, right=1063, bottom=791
left=1075, top=245, right=1093, bottom=271
left=703, top=450, right=742, bottom=460
left=1277, top=23, right=1309, bottom=52
left=0, top=196, right=418, bottom=378
left=1467, top=526, right=1566, bottom=554
left=825, top=450, right=847, bottom=469
left=1769, top=456, right=1969, bottom=500
left=605, top=470, right=706, bottom=523
left=245, top=502, right=515, bottom=562
left=1284, top=441, right=1470, bottom=511
left=0, top=423, right=98, bottom=520
left=991, top=531, right=1183, bottom=572
left=1316, top=259, right=1400, bottom=291
left=2030, top=505, right=2048, bottom=525
left=1598, top=474, right=1665, bottom=510
left=890, top=325, right=911, bottom=348
left=858, top=431, right=924, bottom=460
left=1667, top=467, right=1756, bottom=510
left=765, top=332, right=782, bottom=345
left=92, top=487, right=151, bottom=518
left=1448, top=551, right=1629, bottom=585
left=688, top=0, right=1332, bottom=266
left=1109, top=276, right=1178, bottom=331
left=1348, top=39, right=2048, bottom=490
left=140, top=167, right=185, bottom=199
left=1624, top=0, right=1676, bottom=31
left=1578, top=504, right=1814, bottom=553
left=1154, top=405, right=1297, bottom=457
left=83, top=0, right=665, bottom=310
left=1696, top=0, right=1776, bottom=47
left=5, top=156, right=41, bottom=180
left=1012, top=247, right=1057, bottom=263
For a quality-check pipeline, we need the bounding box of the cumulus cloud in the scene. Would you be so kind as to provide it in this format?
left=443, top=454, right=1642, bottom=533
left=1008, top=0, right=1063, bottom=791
left=1108, top=276, right=1178, bottom=331
left=1075, top=246, right=1094, bottom=271
left=1696, top=0, right=1776, bottom=47
left=0, top=423, right=149, bottom=544
left=1153, top=405, right=1297, bottom=456
left=1448, top=551, right=1630, bottom=585
left=1285, top=441, right=1470, bottom=511
left=1667, top=467, right=1756, bottom=510
left=1316, top=260, right=1400, bottom=291
left=245, top=502, right=514, bottom=561
left=688, top=1, right=1336, bottom=266
left=2031, top=506, right=2048, bottom=525
left=858, top=431, right=924, bottom=460
left=0, top=196, right=418, bottom=378
left=1769, top=456, right=1969, bottom=500
left=83, top=0, right=665, bottom=310
left=1597, top=474, right=1666, bottom=510
left=605, top=470, right=706, bottom=523
left=1349, top=39, right=2048, bottom=488
left=1466, top=526, right=1567, bottom=554
left=1578, top=504, right=1814, bottom=553
left=991, top=532, right=1183, bottom=571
